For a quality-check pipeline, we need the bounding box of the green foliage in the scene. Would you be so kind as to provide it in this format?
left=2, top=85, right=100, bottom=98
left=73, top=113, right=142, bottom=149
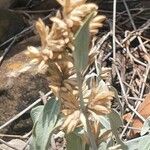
left=98, top=141, right=108, bottom=150
left=141, top=116, right=150, bottom=136
left=125, top=116, right=150, bottom=150
left=66, top=133, right=85, bottom=150
left=108, top=109, right=128, bottom=150
left=138, top=135, right=150, bottom=150
left=126, top=134, right=150, bottom=150
left=30, top=98, right=61, bottom=150
left=73, top=12, right=93, bottom=72
left=31, top=105, right=44, bottom=123
left=98, top=115, right=111, bottom=130
left=73, top=12, right=98, bottom=150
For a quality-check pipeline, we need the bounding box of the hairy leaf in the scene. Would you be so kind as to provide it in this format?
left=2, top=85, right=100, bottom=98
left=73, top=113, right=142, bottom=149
left=141, top=116, right=150, bottom=136
left=30, top=98, right=61, bottom=150
left=66, top=133, right=85, bottom=150
left=30, top=105, right=44, bottom=123
left=108, top=109, right=127, bottom=150
left=99, top=115, right=111, bottom=130
left=126, top=134, right=150, bottom=150
left=98, top=142, right=107, bottom=150
left=73, top=12, right=93, bottom=72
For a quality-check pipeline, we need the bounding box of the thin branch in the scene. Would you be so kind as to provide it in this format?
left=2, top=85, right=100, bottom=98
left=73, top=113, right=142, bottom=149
left=114, top=65, right=145, bottom=121
left=111, top=0, right=117, bottom=79
left=122, top=0, right=148, bottom=54
left=0, top=10, right=55, bottom=48
left=0, top=37, right=16, bottom=65
left=118, top=96, right=144, bottom=102
left=0, top=134, right=27, bottom=139
left=0, top=139, right=19, bottom=150
left=112, top=0, right=117, bottom=60
left=120, top=65, right=150, bottom=138
left=22, top=136, right=32, bottom=150
left=0, top=91, right=52, bottom=130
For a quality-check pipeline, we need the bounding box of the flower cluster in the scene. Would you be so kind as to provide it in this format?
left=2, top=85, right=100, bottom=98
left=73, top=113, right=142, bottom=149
left=61, top=80, right=114, bottom=133
left=26, top=0, right=113, bottom=139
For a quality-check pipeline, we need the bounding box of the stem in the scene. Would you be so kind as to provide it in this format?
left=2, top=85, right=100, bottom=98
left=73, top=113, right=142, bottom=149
left=0, top=92, right=52, bottom=130
left=76, top=71, right=97, bottom=150
left=112, top=0, right=117, bottom=60
left=111, top=0, right=117, bottom=79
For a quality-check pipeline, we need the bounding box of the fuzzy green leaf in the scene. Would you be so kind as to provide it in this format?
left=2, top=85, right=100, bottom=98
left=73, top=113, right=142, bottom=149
left=73, top=12, right=93, bottom=72
left=126, top=135, right=150, bottom=150
left=66, top=133, right=85, bottom=150
left=99, top=115, right=111, bottom=130
left=30, top=105, right=44, bottom=124
left=98, top=142, right=107, bottom=150
left=141, top=116, right=150, bottom=136
left=139, top=136, right=150, bottom=150
left=108, top=109, right=122, bottom=129
left=30, top=98, right=61, bottom=150
left=108, top=109, right=127, bottom=150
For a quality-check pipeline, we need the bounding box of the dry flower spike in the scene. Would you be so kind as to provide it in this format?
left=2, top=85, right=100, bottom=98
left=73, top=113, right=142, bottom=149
left=26, top=0, right=112, bottom=139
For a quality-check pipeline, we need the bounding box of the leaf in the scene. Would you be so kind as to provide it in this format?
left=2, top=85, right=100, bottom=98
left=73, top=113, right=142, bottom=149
left=141, top=116, right=150, bottom=136
left=125, top=134, right=150, bottom=150
left=30, top=105, right=44, bottom=141
left=66, top=133, right=85, bottom=150
left=73, top=12, right=94, bottom=72
left=98, top=141, right=107, bottom=150
left=138, top=135, right=150, bottom=150
left=30, top=98, right=61, bottom=150
left=123, top=93, right=150, bottom=137
left=108, top=109, right=127, bottom=150
left=98, top=129, right=111, bottom=146
left=99, top=115, right=111, bottom=130
left=80, top=113, right=88, bottom=132
left=89, top=108, right=110, bottom=130
left=30, top=105, right=44, bottom=123
left=108, top=109, right=123, bottom=129
left=98, top=80, right=109, bottom=92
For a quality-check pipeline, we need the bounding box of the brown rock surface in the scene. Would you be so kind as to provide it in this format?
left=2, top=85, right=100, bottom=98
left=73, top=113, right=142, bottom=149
left=0, top=38, right=50, bottom=134
left=0, top=9, right=26, bottom=44
left=0, top=0, right=15, bottom=9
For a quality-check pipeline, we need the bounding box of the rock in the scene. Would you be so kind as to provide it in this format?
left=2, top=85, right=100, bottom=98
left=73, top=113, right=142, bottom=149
left=10, top=0, right=59, bottom=10
left=0, top=9, right=26, bottom=44
left=30, top=0, right=59, bottom=10
left=0, top=38, right=50, bottom=134
left=0, top=0, right=34, bottom=9
left=0, top=0, right=15, bottom=9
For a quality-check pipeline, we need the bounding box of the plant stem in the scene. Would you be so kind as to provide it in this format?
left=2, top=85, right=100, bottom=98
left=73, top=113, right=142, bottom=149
left=77, top=71, right=97, bottom=150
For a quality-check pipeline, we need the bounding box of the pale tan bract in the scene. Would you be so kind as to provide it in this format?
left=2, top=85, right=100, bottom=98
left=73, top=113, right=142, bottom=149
left=60, top=81, right=114, bottom=134
left=26, top=0, right=112, bottom=139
